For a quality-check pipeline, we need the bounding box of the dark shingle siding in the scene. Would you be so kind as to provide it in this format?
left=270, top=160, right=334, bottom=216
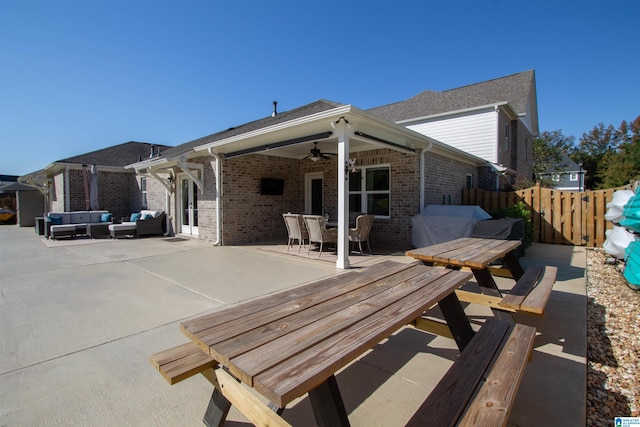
left=368, top=70, right=534, bottom=122
left=58, top=141, right=173, bottom=167
left=160, top=99, right=345, bottom=159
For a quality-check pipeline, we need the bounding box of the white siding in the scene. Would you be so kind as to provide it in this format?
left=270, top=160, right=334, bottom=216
left=406, top=108, right=498, bottom=163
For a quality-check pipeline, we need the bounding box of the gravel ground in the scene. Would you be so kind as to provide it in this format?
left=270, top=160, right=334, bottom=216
left=586, top=248, right=639, bottom=425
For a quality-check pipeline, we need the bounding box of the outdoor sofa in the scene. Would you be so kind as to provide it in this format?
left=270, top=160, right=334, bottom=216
left=44, top=210, right=113, bottom=240
left=108, top=210, right=166, bottom=239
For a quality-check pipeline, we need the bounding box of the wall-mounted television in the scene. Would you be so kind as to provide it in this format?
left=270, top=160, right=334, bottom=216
left=260, top=178, right=284, bottom=195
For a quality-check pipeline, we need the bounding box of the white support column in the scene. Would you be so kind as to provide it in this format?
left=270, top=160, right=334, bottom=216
left=334, top=118, right=351, bottom=269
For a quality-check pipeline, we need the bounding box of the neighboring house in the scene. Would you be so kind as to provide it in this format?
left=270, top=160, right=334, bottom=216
left=19, top=141, right=172, bottom=220
left=537, top=155, right=585, bottom=191
left=368, top=70, right=538, bottom=190
left=0, top=174, right=20, bottom=219
left=0, top=174, right=19, bottom=187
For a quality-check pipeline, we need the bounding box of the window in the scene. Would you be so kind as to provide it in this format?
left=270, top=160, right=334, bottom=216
left=552, top=174, right=560, bottom=182
left=570, top=173, right=578, bottom=181
left=504, top=124, right=510, bottom=152
left=349, top=165, right=390, bottom=217
left=141, top=177, right=147, bottom=208
left=466, top=174, right=474, bottom=189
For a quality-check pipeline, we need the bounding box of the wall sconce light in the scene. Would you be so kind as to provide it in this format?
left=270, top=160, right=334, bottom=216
left=167, top=175, right=174, bottom=185
left=345, top=158, right=357, bottom=180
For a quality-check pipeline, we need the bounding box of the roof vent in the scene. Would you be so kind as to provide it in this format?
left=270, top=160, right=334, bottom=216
left=149, top=145, right=154, bottom=158
left=272, top=101, right=278, bottom=117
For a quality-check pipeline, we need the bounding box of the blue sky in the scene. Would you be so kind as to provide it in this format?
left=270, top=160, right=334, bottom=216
left=1, top=0, right=638, bottom=176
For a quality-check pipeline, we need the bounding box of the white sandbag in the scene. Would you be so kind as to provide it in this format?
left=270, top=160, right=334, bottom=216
left=604, top=190, right=635, bottom=223
left=603, top=225, right=636, bottom=259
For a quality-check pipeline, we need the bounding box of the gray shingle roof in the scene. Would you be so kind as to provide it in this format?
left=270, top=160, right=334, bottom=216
left=58, top=141, right=173, bottom=167
left=368, top=70, right=535, bottom=122
left=160, top=99, right=345, bottom=159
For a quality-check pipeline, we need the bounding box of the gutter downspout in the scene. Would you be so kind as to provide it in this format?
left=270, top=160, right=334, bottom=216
left=65, top=166, right=71, bottom=211
left=164, top=184, right=171, bottom=237
left=419, top=141, right=433, bottom=212
left=208, top=148, right=222, bottom=246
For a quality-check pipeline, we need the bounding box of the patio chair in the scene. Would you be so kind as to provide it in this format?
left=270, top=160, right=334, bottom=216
left=282, top=213, right=309, bottom=252
left=303, top=215, right=338, bottom=257
left=349, top=214, right=374, bottom=254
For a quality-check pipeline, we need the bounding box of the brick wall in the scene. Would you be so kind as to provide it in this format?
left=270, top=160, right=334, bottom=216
left=99, top=171, right=133, bottom=219
left=48, top=168, right=136, bottom=217
left=516, top=120, right=534, bottom=182
left=144, top=147, right=485, bottom=250
left=221, top=155, right=302, bottom=245
left=424, top=151, right=477, bottom=206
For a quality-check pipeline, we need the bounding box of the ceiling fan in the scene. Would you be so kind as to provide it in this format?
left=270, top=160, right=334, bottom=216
left=304, top=142, right=336, bottom=162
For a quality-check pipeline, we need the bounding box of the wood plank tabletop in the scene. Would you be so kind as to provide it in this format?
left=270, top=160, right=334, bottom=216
left=405, top=238, right=521, bottom=269
left=180, top=260, right=472, bottom=408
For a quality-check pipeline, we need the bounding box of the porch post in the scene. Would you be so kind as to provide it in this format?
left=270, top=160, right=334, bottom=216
left=334, top=118, right=350, bottom=269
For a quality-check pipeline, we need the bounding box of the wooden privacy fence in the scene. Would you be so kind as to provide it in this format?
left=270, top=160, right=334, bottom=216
left=462, top=182, right=639, bottom=247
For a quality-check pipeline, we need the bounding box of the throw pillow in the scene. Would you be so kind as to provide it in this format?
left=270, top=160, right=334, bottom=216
left=143, top=214, right=153, bottom=220
left=49, top=215, right=63, bottom=225
left=101, top=213, right=113, bottom=222
left=130, top=213, right=142, bottom=222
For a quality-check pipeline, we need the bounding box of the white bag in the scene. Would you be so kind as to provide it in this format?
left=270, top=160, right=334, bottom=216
left=603, top=225, right=637, bottom=259
left=604, top=190, right=635, bottom=223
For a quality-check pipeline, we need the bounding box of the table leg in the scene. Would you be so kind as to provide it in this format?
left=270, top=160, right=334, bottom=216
left=202, top=387, right=232, bottom=427
left=503, top=250, right=525, bottom=280
left=308, top=375, right=350, bottom=427
left=437, top=292, right=475, bottom=351
left=472, top=268, right=515, bottom=323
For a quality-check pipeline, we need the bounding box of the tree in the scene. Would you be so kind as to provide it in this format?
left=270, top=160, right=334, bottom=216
left=533, top=130, right=576, bottom=187
left=599, top=116, right=640, bottom=188
left=570, top=119, right=640, bottom=189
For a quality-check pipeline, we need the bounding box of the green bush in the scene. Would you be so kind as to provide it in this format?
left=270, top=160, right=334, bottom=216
left=491, top=201, right=534, bottom=248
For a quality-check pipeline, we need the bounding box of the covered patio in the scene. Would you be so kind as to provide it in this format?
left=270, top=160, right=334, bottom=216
left=130, top=101, right=485, bottom=269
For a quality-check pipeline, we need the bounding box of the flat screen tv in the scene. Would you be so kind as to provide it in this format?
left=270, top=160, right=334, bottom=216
left=260, top=178, right=284, bottom=195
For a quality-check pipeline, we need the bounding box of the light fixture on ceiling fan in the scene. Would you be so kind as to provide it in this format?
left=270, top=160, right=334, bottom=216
left=304, top=142, right=336, bottom=162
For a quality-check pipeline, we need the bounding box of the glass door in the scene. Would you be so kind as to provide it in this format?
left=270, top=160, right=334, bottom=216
left=179, top=175, right=198, bottom=236
left=305, top=172, right=324, bottom=215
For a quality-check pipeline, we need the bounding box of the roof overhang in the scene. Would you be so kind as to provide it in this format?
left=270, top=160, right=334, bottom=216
left=395, top=101, right=519, bottom=125
left=125, top=104, right=488, bottom=171
left=192, top=105, right=436, bottom=160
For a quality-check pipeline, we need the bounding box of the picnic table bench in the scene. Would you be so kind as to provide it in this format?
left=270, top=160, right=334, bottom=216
left=406, top=237, right=557, bottom=317
left=150, top=259, right=536, bottom=426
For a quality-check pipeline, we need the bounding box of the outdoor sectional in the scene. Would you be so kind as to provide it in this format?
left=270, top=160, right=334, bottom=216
left=44, top=210, right=113, bottom=240
left=108, top=210, right=166, bottom=239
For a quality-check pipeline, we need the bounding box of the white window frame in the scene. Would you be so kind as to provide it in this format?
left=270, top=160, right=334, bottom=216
left=569, top=173, right=578, bottom=181
left=349, top=164, right=391, bottom=218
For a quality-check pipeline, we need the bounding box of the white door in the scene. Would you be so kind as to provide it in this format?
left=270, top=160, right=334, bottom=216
left=305, top=172, right=324, bottom=215
left=179, top=175, right=198, bottom=236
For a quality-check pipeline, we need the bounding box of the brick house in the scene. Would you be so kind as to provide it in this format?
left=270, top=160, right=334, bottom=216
left=130, top=71, right=538, bottom=268
left=129, top=100, right=501, bottom=268
left=19, top=141, right=171, bottom=220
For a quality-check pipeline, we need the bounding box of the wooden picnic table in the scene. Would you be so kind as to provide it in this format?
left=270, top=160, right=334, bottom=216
left=406, top=237, right=557, bottom=317
left=178, top=260, right=475, bottom=426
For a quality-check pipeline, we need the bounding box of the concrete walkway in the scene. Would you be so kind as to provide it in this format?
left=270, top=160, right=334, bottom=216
left=0, top=226, right=586, bottom=426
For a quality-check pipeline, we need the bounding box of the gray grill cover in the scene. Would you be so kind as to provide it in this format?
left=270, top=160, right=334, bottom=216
left=411, top=205, right=491, bottom=248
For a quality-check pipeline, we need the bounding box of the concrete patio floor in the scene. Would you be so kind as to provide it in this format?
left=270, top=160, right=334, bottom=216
left=0, top=226, right=587, bottom=426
